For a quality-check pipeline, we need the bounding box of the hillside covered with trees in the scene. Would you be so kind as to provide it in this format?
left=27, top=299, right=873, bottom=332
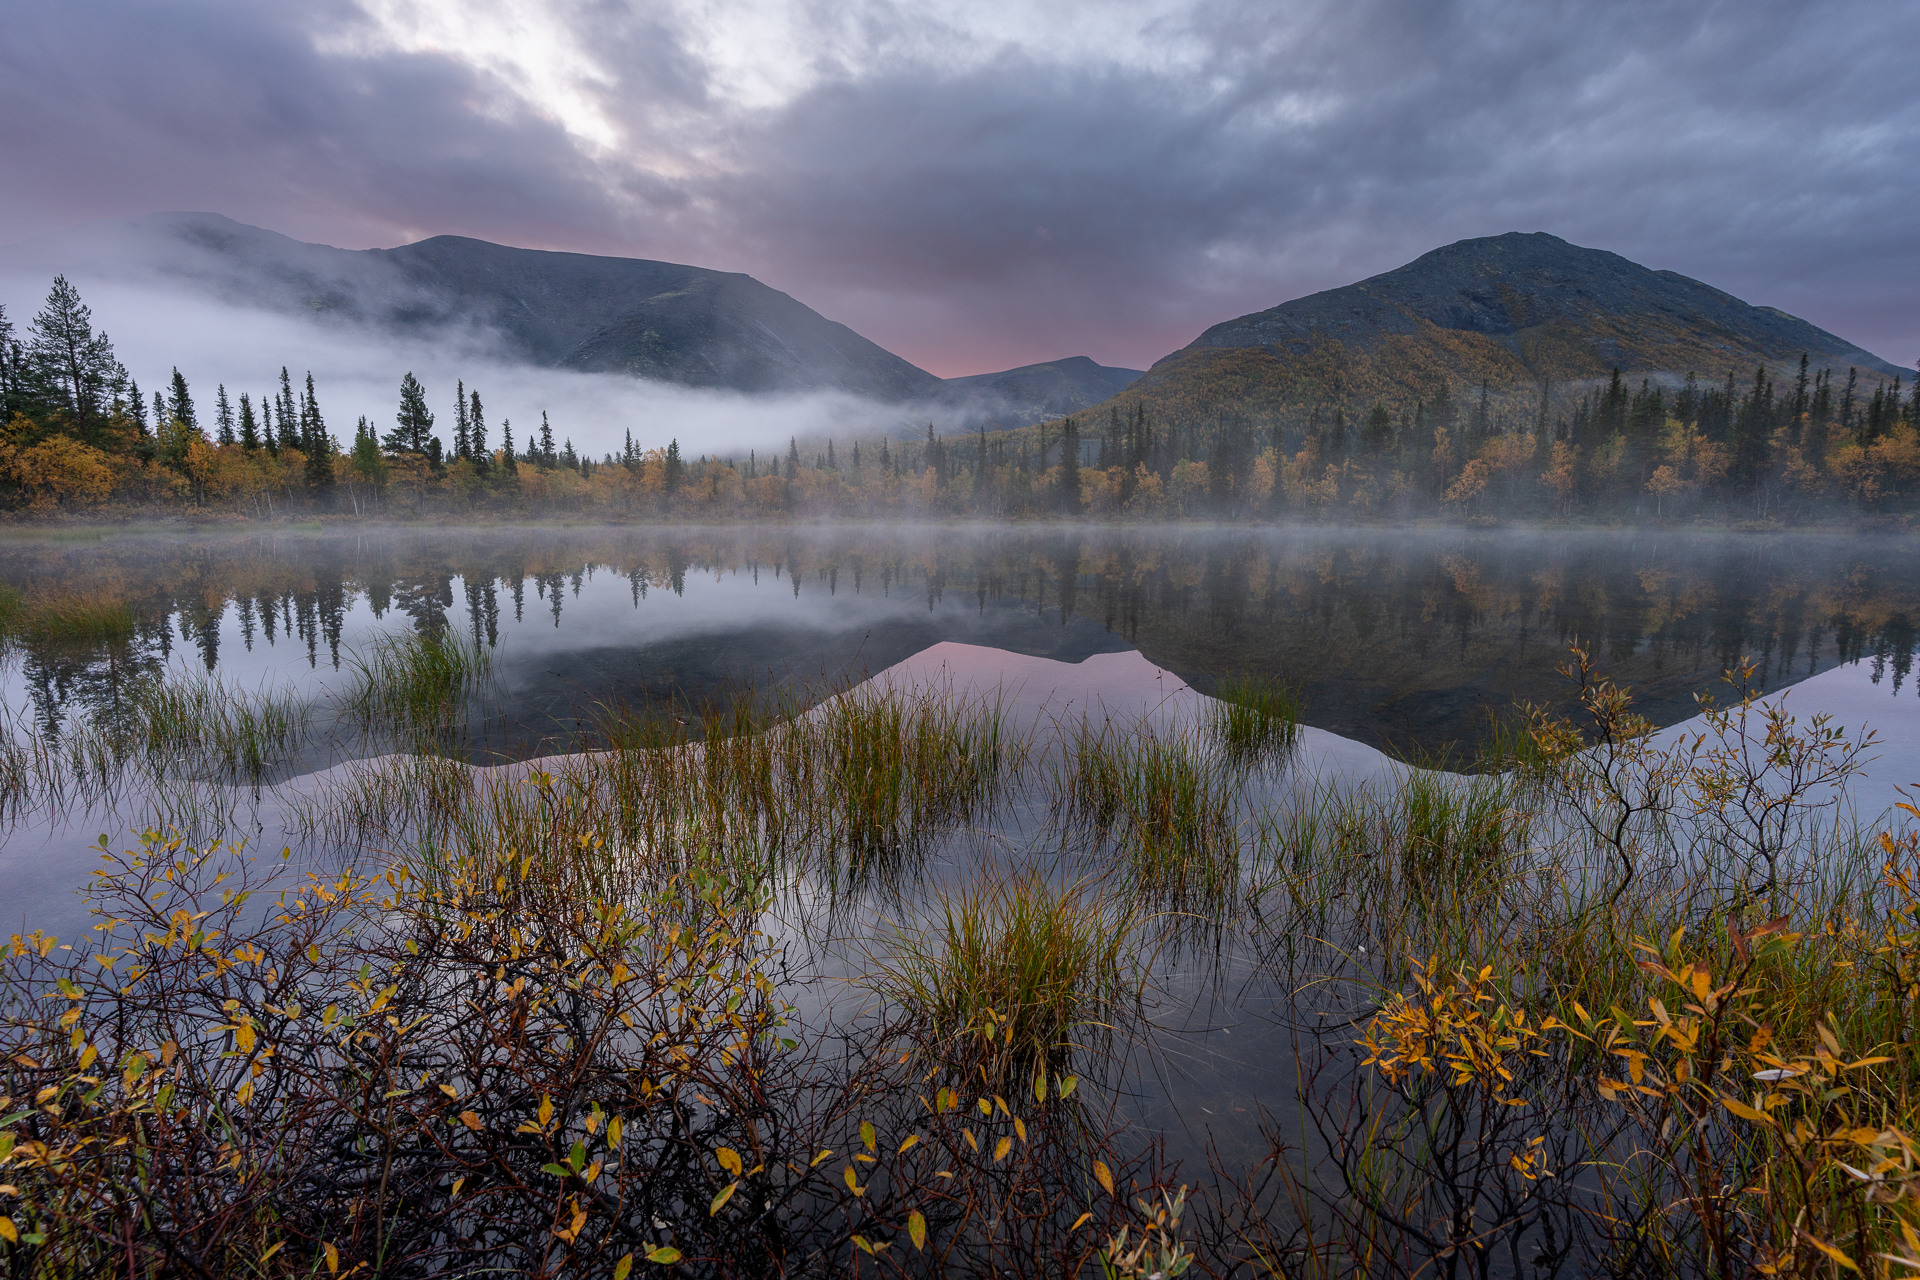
left=1, top=272, right=1915, bottom=525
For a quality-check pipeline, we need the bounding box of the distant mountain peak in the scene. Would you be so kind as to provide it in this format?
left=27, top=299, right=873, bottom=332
left=1186, top=232, right=1899, bottom=378
left=1, top=212, right=944, bottom=402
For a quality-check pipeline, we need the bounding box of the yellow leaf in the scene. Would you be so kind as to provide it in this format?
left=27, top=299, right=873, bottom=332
left=1094, top=1161, right=1115, bottom=1196
left=324, top=1242, right=340, bottom=1274
left=1033, top=1072, right=1047, bottom=1103
left=1721, top=1095, right=1775, bottom=1124
left=609, top=1116, right=624, bottom=1149
left=538, top=1095, right=554, bottom=1126
left=1799, top=1229, right=1861, bottom=1272
left=710, top=1180, right=738, bottom=1216
left=716, top=1147, right=743, bottom=1177
left=460, top=1110, right=483, bottom=1131
left=450, top=1177, right=464, bottom=1199
left=908, top=1210, right=926, bottom=1250
left=897, top=1134, right=920, bottom=1154
left=646, top=1245, right=681, bottom=1264
left=994, top=1136, right=1012, bottom=1162
left=1013, top=1116, right=1027, bottom=1142
left=843, top=1165, right=862, bottom=1196
left=860, top=1120, right=876, bottom=1152
left=614, top=1253, right=634, bottom=1280
left=0, top=1218, right=16, bottom=1243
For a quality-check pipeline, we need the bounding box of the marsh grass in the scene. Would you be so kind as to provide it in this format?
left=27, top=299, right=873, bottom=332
left=125, top=672, right=310, bottom=783
left=1058, top=718, right=1242, bottom=905
left=0, top=588, right=136, bottom=644
left=343, top=627, right=491, bottom=739
left=1209, top=673, right=1302, bottom=766
left=869, top=871, right=1140, bottom=1079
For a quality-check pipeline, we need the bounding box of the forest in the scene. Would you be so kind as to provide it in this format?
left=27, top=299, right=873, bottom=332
left=3, top=275, right=1917, bottom=525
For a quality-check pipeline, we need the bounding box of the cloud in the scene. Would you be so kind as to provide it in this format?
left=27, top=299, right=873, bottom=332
left=3, top=0, right=1916, bottom=378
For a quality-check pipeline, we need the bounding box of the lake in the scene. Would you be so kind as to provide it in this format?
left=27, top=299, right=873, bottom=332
left=4, top=522, right=1918, bottom=1269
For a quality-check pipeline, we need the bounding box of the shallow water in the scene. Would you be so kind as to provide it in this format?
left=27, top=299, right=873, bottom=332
left=4, top=522, right=1919, bottom=1211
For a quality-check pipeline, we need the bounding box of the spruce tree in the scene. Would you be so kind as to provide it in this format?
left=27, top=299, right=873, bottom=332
left=453, top=379, right=470, bottom=459
left=168, top=367, right=198, bottom=431
left=238, top=393, right=261, bottom=451
left=538, top=412, right=555, bottom=467
left=386, top=372, right=434, bottom=454
left=276, top=369, right=300, bottom=453
left=302, top=372, right=334, bottom=490
left=500, top=418, right=518, bottom=476
left=468, top=389, right=488, bottom=472
left=664, top=439, right=684, bottom=493
left=152, top=390, right=168, bottom=430
left=215, top=384, right=235, bottom=446
left=787, top=436, right=801, bottom=475
left=27, top=275, right=125, bottom=442
left=128, top=378, right=147, bottom=436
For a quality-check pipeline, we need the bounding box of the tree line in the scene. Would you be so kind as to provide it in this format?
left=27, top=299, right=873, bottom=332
left=3, top=274, right=1915, bottom=523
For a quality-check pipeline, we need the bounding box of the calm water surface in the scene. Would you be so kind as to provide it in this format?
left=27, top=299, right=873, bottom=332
left=4, top=523, right=1918, bottom=1185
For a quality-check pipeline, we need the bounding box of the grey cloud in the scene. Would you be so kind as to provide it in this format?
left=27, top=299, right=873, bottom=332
left=3, top=0, right=1915, bottom=378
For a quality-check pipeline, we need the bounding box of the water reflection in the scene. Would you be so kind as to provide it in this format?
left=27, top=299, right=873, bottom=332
left=3, top=525, right=1917, bottom=756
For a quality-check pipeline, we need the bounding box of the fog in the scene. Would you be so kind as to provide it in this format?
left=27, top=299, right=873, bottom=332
left=8, top=265, right=985, bottom=459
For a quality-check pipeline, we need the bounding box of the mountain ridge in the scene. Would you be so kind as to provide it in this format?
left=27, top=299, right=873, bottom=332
left=1094, top=232, right=1904, bottom=433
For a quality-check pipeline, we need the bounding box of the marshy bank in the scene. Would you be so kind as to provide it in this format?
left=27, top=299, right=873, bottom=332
left=3, top=524, right=1919, bottom=1276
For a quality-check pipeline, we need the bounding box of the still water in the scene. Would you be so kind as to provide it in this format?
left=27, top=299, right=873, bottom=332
left=3, top=523, right=1918, bottom=1191
left=7, top=523, right=1917, bottom=755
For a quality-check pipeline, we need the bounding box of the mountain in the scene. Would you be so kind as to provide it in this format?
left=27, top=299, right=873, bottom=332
left=939, top=356, right=1144, bottom=428
left=0, top=212, right=944, bottom=401
left=1105, top=232, right=1904, bottom=429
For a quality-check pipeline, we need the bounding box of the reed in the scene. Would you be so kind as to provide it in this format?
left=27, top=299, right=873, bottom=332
left=342, top=627, right=491, bottom=736
left=870, top=870, right=1139, bottom=1077
left=0, top=589, right=136, bottom=643
left=1058, top=718, right=1241, bottom=903
left=1209, top=673, right=1302, bottom=766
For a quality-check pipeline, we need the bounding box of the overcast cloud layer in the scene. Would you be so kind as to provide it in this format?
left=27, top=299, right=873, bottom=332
left=3, top=0, right=1916, bottom=378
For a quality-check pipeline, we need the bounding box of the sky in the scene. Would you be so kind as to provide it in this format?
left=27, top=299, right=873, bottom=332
left=3, top=0, right=1917, bottom=379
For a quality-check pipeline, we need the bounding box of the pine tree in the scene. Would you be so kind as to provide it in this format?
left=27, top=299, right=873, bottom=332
left=386, top=372, right=434, bottom=454
left=27, top=275, right=126, bottom=442
left=787, top=436, right=801, bottom=475
left=153, top=391, right=168, bottom=431
left=665, top=439, right=684, bottom=492
left=238, top=393, right=260, bottom=450
left=538, top=412, right=555, bottom=467
left=128, top=378, right=147, bottom=436
left=215, top=384, right=235, bottom=446
left=168, top=368, right=198, bottom=431
left=500, top=418, right=518, bottom=476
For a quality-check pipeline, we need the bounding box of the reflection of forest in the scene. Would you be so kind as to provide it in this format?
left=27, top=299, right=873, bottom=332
left=3, top=527, right=1915, bottom=752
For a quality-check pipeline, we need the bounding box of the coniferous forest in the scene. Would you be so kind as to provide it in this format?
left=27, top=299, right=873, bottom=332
left=4, top=275, right=1916, bottom=525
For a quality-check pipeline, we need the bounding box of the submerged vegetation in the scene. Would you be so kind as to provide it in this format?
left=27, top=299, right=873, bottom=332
left=1, top=606, right=1918, bottom=1274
